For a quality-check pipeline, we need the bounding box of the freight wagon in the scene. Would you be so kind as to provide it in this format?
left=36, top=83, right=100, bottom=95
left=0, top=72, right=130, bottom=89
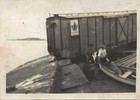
left=46, top=10, right=137, bottom=58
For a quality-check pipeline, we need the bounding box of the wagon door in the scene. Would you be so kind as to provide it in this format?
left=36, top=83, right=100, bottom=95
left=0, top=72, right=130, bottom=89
left=116, top=17, right=129, bottom=45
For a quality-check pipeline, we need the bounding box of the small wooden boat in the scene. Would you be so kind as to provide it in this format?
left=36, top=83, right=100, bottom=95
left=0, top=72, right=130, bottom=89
left=99, top=61, right=136, bottom=86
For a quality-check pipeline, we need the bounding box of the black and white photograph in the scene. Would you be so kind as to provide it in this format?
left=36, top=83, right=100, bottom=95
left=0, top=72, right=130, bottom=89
left=0, top=0, right=139, bottom=99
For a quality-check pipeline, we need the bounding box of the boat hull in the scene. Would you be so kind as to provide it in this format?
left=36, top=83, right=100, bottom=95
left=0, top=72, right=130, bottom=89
left=99, top=63, right=136, bottom=86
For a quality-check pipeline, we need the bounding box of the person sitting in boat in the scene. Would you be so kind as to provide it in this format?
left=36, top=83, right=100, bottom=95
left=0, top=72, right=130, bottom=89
left=85, top=44, right=95, bottom=62
left=98, top=44, right=122, bottom=75
left=98, top=44, right=110, bottom=64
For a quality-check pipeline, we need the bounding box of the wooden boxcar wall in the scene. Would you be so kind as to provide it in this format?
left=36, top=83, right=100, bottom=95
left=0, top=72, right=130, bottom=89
left=46, top=13, right=136, bottom=58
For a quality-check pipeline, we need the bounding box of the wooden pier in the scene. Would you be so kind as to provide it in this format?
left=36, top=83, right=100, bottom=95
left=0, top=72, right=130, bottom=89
left=6, top=52, right=136, bottom=93
left=114, top=53, right=136, bottom=70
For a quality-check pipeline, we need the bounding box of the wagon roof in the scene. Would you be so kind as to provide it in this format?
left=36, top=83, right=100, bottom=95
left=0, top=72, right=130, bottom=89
left=48, top=10, right=136, bottom=19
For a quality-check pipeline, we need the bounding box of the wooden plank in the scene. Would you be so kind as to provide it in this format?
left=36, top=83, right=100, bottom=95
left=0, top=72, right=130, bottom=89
left=125, top=61, right=136, bottom=68
left=116, top=50, right=136, bottom=53
left=115, top=57, right=135, bottom=67
left=114, top=53, right=135, bottom=64
left=117, top=57, right=136, bottom=66
left=115, top=53, right=136, bottom=63
left=122, top=59, right=136, bottom=67
left=118, top=66, right=136, bottom=71
left=96, top=17, right=103, bottom=49
left=131, top=75, right=136, bottom=78
left=88, top=18, right=96, bottom=48
left=115, top=53, right=136, bottom=64
left=116, top=56, right=135, bottom=66
left=121, top=71, right=133, bottom=78
left=104, top=19, right=110, bottom=46
left=79, top=18, right=88, bottom=55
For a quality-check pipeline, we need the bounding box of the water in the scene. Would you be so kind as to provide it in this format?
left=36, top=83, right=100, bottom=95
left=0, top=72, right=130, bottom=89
left=0, top=40, right=49, bottom=73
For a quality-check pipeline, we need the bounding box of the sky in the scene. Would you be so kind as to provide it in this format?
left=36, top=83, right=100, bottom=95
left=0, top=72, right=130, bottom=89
left=0, top=0, right=139, bottom=40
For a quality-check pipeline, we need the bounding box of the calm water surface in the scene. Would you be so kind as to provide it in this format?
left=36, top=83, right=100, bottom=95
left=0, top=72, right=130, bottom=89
left=0, top=41, right=49, bottom=73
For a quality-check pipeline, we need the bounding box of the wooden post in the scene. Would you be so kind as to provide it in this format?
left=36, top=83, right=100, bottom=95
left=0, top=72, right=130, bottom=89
left=60, top=17, right=63, bottom=50
left=95, top=17, right=97, bottom=51
left=109, top=19, right=111, bottom=48
left=78, top=18, right=81, bottom=55
left=131, top=14, right=133, bottom=42
left=87, top=17, right=89, bottom=48
left=115, top=18, right=118, bottom=46
left=102, top=16, right=104, bottom=44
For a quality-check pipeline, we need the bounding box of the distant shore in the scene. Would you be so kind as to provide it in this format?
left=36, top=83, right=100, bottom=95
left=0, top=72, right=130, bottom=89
left=7, top=38, right=47, bottom=41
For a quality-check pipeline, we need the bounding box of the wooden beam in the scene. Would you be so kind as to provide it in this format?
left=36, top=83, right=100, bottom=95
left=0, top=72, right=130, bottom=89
left=78, top=19, right=81, bottom=55
left=118, top=66, right=136, bottom=71
left=115, top=50, right=136, bottom=53
left=123, top=61, right=136, bottom=68
left=131, top=75, right=136, bottom=78
left=131, top=14, right=133, bottom=42
left=114, top=53, right=136, bottom=63
left=87, top=17, right=89, bottom=47
left=127, top=16, right=129, bottom=44
left=102, top=16, right=104, bottom=44
left=121, top=70, right=133, bottom=78
left=95, top=17, right=97, bottom=50
left=117, top=57, right=136, bottom=66
left=116, top=57, right=136, bottom=66
left=60, top=18, right=63, bottom=50
left=122, top=60, right=136, bottom=67
left=115, top=18, right=118, bottom=45
left=109, top=19, right=111, bottom=48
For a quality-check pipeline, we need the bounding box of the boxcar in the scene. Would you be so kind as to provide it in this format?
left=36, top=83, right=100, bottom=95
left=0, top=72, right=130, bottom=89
left=46, top=10, right=137, bottom=58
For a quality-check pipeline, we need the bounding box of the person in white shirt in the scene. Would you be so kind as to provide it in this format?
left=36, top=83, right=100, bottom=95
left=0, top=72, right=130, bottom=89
left=98, top=44, right=122, bottom=75
left=98, top=44, right=110, bottom=64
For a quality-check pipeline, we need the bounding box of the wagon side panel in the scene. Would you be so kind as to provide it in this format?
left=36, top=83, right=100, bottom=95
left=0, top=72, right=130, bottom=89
left=61, top=19, right=71, bottom=58
left=96, top=17, right=103, bottom=50
left=117, top=17, right=128, bottom=45
left=54, top=19, right=62, bottom=52
left=132, top=14, right=137, bottom=42
left=128, top=15, right=133, bottom=43
left=110, top=18, right=117, bottom=46
left=79, top=18, right=88, bottom=55
left=88, top=17, right=96, bottom=48
left=103, top=19, right=110, bottom=46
